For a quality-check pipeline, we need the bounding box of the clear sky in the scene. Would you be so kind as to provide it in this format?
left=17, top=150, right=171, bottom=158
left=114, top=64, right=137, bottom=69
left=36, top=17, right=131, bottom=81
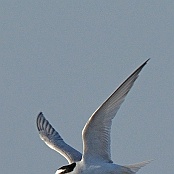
left=0, top=1, right=173, bottom=174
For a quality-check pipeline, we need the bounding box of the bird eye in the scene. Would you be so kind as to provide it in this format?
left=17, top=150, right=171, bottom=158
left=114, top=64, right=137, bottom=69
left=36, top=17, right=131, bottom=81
left=56, top=163, right=76, bottom=174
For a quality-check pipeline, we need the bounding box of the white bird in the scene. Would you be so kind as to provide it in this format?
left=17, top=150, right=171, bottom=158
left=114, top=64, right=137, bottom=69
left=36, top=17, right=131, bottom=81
left=36, top=59, right=151, bottom=174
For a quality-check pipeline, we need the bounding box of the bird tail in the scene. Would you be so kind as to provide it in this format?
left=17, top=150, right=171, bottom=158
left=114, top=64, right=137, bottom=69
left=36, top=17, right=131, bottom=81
left=121, top=160, right=152, bottom=173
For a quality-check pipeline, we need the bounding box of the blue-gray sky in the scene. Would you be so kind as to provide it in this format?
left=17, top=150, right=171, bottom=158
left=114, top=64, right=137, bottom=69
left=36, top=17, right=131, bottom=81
left=0, top=1, right=173, bottom=174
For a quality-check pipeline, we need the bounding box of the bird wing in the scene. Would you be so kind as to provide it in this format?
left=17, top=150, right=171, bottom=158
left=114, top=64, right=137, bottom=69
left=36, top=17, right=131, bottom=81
left=36, top=112, right=82, bottom=163
left=82, top=59, right=149, bottom=163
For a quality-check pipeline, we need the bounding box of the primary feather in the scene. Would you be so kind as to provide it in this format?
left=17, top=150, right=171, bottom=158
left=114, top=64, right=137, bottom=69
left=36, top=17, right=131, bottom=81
left=82, top=59, right=149, bottom=163
left=37, top=113, right=82, bottom=163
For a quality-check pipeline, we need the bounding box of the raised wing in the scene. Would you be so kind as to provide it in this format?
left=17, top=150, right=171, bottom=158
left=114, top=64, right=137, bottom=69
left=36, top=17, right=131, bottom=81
left=36, top=112, right=82, bottom=163
left=82, top=59, right=149, bottom=163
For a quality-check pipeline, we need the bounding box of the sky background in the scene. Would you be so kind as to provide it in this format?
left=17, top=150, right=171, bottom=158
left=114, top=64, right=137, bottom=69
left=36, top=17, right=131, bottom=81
left=0, top=1, right=173, bottom=174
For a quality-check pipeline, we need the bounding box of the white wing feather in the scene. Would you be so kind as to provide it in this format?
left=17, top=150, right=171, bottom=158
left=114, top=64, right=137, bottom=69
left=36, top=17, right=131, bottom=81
left=82, top=59, right=149, bottom=163
left=36, top=112, right=82, bottom=163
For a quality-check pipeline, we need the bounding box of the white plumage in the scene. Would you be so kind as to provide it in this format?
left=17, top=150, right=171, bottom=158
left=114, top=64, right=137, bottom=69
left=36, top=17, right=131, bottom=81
left=37, top=59, right=151, bottom=174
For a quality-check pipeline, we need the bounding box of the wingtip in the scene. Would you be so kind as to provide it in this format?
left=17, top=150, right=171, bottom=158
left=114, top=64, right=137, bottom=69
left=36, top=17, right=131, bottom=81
left=141, top=58, right=150, bottom=68
left=36, top=112, right=44, bottom=131
left=38, top=112, right=43, bottom=116
left=144, top=58, right=150, bottom=65
left=37, top=112, right=44, bottom=122
left=146, top=58, right=150, bottom=62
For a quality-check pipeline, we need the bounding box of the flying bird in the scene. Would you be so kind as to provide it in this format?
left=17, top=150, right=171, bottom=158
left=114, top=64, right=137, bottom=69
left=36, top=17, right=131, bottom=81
left=36, top=59, right=151, bottom=174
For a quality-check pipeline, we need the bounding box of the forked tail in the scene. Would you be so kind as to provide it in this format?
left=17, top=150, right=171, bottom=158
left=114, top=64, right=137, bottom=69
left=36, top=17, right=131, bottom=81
left=122, top=160, right=152, bottom=173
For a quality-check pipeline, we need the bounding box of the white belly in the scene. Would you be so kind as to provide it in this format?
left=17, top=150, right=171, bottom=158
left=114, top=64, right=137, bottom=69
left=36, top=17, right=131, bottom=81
left=71, top=162, right=125, bottom=174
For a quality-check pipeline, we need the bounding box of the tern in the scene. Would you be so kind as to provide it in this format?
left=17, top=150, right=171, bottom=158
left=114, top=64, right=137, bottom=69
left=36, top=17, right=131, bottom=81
left=36, top=59, right=151, bottom=174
